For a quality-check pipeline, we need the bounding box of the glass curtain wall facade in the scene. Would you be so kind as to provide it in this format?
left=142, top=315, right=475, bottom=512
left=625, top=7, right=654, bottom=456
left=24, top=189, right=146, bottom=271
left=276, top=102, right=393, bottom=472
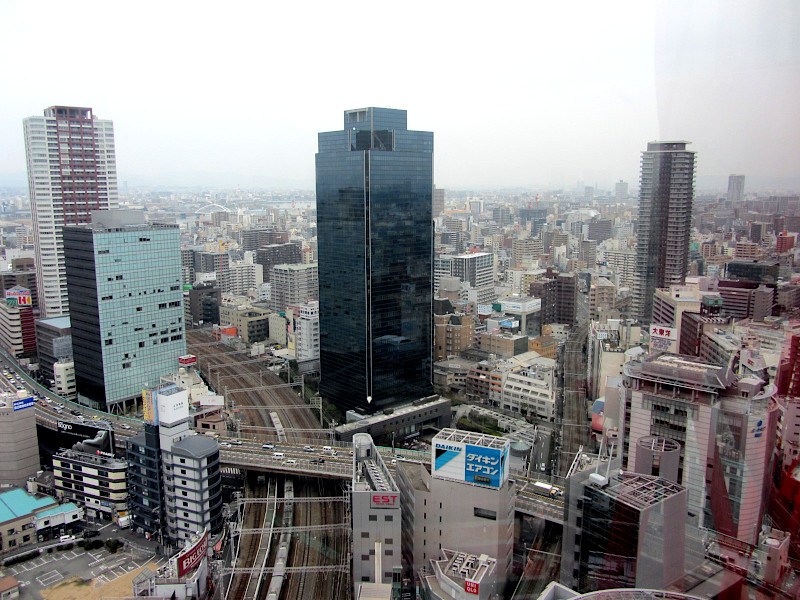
left=64, top=213, right=186, bottom=412
left=316, top=108, right=433, bottom=413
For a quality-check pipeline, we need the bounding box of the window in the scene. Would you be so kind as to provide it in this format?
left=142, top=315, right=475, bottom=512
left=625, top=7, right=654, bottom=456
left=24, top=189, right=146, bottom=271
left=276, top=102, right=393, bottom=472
left=361, top=532, right=369, bottom=538
left=385, top=538, right=393, bottom=544
left=368, top=515, right=377, bottom=521
left=384, top=515, right=393, bottom=522
left=474, top=507, right=497, bottom=520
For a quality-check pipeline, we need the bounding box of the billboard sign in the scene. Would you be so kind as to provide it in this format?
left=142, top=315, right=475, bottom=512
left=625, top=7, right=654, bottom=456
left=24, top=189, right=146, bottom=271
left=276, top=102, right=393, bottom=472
left=465, top=444, right=506, bottom=488
left=199, top=394, right=224, bottom=407
left=56, top=421, right=115, bottom=456
left=649, top=324, right=678, bottom=353
left=12, top=397, right=35, bottom=411
left=432, top=439, right=466, bottom=481
left=465, top=580, right=480, bottom=595
left=178, top=355, right=197, bottom=366
left=142, top=389, right=157, bottom=425
left=477, top=304, right=493, bottom=314
left=176, top=528, right=208, bottom=577
left=369, top=493, right=399, bottom=509
left=5, top=287, right=31, bottom=307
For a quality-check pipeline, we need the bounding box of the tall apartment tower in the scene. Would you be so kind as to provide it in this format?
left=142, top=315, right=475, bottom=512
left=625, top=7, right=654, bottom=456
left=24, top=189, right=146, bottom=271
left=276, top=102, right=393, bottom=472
left=632, top=141, right=696, bottom=324
left=727, top=174, right=745, bottom=203
left=64, top=211, right=186, bottom=413
left=23, top=106, right=118, bottom=317
left=317, top=107, right=433, bottom=413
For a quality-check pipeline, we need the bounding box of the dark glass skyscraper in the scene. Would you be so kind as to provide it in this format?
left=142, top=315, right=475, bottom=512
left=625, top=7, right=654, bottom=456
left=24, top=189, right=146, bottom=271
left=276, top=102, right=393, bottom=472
left=316, top=108, right=433, bottom=413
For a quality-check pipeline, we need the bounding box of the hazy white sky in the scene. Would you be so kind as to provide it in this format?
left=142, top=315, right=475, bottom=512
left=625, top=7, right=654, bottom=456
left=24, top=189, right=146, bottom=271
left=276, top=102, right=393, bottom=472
left=1, top=0, right=797, bottom=191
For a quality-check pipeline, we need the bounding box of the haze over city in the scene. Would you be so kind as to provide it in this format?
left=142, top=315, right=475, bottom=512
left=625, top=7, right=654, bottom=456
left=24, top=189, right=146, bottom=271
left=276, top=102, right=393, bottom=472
left=1, top=0, right=798, bottom=191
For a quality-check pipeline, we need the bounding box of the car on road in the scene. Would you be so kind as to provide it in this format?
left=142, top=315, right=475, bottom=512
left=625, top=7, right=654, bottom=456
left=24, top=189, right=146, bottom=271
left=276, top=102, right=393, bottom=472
left=230, top=440, right=243, bottom=445
left=70, top=409, right=80, bottom=416
left=283, top=459, right=296, bottom=465
left=219, top=442, right=231, bottom=447
left=310, top=458, right=325, bottom=464
left=540, top=462, right=546, bottom=472
left=303, top=445, right=314, bottom=452
left=83, top=530, right=100, bottom=539
left=121, top=424, right=132, bottom=430
left=261, top=443, right=274, bottom=450
left=59, top=534, right=76, bottom=543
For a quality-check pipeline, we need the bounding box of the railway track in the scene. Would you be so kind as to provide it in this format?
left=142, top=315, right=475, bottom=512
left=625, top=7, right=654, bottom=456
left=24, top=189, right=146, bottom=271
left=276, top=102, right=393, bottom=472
left=228, top=476, right=275, bottom=600
left=186, top=330, right=324, bottom=443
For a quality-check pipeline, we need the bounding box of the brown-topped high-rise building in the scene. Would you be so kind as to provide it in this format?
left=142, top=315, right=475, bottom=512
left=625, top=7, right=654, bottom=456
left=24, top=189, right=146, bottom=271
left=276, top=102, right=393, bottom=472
left=24, top=106, right=118, bottom=317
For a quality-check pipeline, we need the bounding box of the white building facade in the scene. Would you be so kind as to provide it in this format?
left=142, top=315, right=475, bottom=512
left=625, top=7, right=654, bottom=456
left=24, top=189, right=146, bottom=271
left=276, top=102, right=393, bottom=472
left=23, top=106, right=118, bottom=317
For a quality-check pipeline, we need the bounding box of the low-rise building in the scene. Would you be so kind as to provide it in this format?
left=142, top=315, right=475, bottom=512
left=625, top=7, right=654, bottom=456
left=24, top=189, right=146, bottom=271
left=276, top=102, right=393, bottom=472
left=52, top=449, right=127, bottom=523
left=0, top=488, right=82, bottom=553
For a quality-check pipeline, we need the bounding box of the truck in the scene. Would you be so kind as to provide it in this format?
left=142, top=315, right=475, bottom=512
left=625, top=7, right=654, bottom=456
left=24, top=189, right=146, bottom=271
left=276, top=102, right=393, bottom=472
left=117, top=515, right=131, bottom=529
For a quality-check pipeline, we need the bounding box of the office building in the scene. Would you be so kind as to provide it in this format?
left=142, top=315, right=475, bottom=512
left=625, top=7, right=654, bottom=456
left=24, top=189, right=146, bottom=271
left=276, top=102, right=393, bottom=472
left=351, top=434, right=402, bottom=596
left=63, top=211, right=185, bottom=413
left=35, top=315, right=72, bottom=386
left=0, top=287, right=36, bottom=359
left=615, top=180, right=629, bottom=202
left=316, top=107, right=433, bottom=412
left=437, top=253, right=494, bottom=306
left=561, top=456, right=686, bottom=592
left=240, top=227, right=288, bottom=252
left=227, top=261, right=262, bottom=296
left=623, top=353, right=778, bottom=544
left=255, top=242, right=302, bottom=282
left=270, top=263, right=318, bottom=313
left=287, top=301, right=320, bottom=362
left=53, top=449, right=127, bottom=522
left=632, top=141, right=696, bottom=323
left=0, top=391, right=38, bottom=488
left=127, top=384, right=222, bottom=548
left=433, top=186, right=445, bottom=218
left=394, top=429, right=513, bottom=592
left=218, top=303, right=271, bottom=343
left=0, top=261, right=38, bottom=313
left=183, top=284, right=221, bottom=328
left=727, top=174, right=745, bottom=203
left=23, top=106, right=118, bottom=317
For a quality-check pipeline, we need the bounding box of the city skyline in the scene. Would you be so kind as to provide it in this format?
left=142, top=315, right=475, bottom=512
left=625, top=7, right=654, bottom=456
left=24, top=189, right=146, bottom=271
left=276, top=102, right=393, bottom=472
left=1, top=1, right=798, bottom=191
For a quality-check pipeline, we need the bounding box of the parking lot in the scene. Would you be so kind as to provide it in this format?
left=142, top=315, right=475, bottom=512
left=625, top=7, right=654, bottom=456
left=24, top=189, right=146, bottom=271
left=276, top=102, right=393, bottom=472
left=2, top=538, right=164, bottom=599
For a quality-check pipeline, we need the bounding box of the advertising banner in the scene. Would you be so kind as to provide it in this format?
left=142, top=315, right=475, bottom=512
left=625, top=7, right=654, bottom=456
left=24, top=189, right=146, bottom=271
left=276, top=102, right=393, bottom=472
left=176, top=529, right=209, bottom=577
left=142, top=389, right=157, bottom=425
left=432, top=439, right=466, bottom=481
left=465, top=444, right=505, bottom=488
left=12, top=397, right=35, bottom=411
left=55, top=421, right=115, bottom=456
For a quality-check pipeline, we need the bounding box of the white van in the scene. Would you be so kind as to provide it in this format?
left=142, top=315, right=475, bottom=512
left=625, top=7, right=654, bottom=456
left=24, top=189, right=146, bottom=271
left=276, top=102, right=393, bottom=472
left=273, top=452, right=285, bottom=459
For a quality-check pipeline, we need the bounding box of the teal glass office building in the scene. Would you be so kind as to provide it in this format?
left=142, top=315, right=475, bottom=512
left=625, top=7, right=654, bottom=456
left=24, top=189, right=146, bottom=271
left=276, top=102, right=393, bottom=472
left=316, top=108, right=433, bottom=413
left=64, top=211, right=186, bottom=413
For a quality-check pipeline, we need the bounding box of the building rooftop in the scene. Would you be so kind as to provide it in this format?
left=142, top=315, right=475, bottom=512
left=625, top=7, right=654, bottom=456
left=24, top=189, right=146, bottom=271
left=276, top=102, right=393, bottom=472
left=0, top=489, right=57, bottom=523
left=632, top=354, right=731, bottom=391
left=172, top=435, right=219, bottom=459
left=36, top=315, right=71, bottom=329
left=599, top=472, right=686, bottom=511
left=434, top=428, right=508, bottom=451
left=35, top=502, right=80, bottom=519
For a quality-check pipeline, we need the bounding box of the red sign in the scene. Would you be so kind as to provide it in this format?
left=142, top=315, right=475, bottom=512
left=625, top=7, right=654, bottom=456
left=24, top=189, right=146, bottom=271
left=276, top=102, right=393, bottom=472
left=465, top=580, right=479, bottom=594
left=370, top=493, right=399, bottom=508
left=178, top=355, right=197, bottom=366
left=176, top=529, right=208, bottom=577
